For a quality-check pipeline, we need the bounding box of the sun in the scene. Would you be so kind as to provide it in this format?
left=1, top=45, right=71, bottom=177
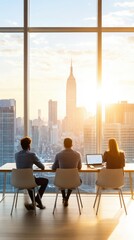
left=77, top=81, right=121, bottom=116
left=77, top=83, right=97, bottom=115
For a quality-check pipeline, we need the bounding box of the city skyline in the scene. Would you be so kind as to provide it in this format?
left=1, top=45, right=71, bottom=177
left=1, top=96, right=134, bottom=192
left=1, top=1, right=134, bottom=119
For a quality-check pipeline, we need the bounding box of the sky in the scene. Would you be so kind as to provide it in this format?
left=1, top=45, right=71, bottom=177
left=0, top=0, right=134, bottom=120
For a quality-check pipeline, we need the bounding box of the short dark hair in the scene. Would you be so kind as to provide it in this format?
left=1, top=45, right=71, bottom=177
left=64, top=138, right=72, bottom=148
left=20, top=136, right=31, bottom=150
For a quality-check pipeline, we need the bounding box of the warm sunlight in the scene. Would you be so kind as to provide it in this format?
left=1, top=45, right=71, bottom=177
left=77, top=80, right=121, bottom=116
left=101, top=76, right=124, bottom=105
left=77, top=87, right=96, bottom=115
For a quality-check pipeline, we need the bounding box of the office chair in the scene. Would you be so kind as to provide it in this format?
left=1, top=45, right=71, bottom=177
left=53, top=168, right=83, bottom=214
left=93, top=168, right=127, bottom=215
left=10, top=168, right=39, bottom=215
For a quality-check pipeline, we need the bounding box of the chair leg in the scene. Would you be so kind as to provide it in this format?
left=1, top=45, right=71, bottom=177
left=15, top=189, right=19, bottom=208
left=119, top=189, right=127, bottom=215
left=118, top=190, right=122, bottom=208
left=77, top=188, right=83, bottom=208
left=93, top=186, right=100, bottom=208
left=96, top=187, right=102, bottom=215
left=53, top=191, right=59, bottom=214
left=76, top=191, right=81, bottom=215
left=10, top=191, right=17, bottom=216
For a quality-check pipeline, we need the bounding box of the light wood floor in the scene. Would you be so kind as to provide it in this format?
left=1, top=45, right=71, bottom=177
left=0, top=193, right=134, bottom=240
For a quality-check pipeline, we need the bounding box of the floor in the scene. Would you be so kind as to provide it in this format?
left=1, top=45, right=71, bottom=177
left=0, top=193, right=134, bottom=240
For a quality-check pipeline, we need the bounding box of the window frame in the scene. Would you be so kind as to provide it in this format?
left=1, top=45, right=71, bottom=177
left=0, top=0, right=134, bottom=152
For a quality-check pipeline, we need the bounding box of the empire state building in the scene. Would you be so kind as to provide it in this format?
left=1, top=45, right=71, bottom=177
left=65, top=61, right=77, bottom=133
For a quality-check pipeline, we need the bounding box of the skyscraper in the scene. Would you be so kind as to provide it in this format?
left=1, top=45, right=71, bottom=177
left=32, top=125, right=39, bottom=151
left=0, top=99, right=16, bottom=192
left=65, top=61, right=76, bottom=133
left=48, top=99, right=58, bottom=144
left=48, top=99, right=57, bottom=128
left=105, top=101, right=134, bottom=124
left=0, top=99, right=16, bottom=165
left=104, top=101, right=134, bottom=162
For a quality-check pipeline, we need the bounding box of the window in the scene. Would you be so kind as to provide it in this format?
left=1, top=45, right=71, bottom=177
left=0, top=32, right=23, bottom=191
left=29, top=32, right=97, bottom=192
left=0, top=0, right=134, bottom=193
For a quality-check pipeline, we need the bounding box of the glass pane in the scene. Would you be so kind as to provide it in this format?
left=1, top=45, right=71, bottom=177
left=30, top=0, right=97, bottom=27
left=29, top=33, right=97, bottom=192
left=0, top=0, right=23, bottom=27
left=102, top=0, right=134, bottom=27
left=0, top=33, right=24, bottom=191
left=102, top=33, right=134, bottom=191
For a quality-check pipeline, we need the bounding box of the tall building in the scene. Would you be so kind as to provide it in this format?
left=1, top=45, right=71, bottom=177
left=32, top=125, right=39, bottom=151
left=16, top=117, right=23, bottom=138
left=105, top=101, right=134, bottom=124
left=48, top=100, right=57, bottom=127
left=104, top=102, right=134, bottom=162
left=0, top=99, right=16, bottom=165
left=0, top=99, right=16, bottom=192
left=48, top=99, right=58, bottom=144
left=83, top=116, right=96, bottom=157
left=65, top=61, right=76, bottom=133
left=50, top=125, right=58, bottom=145
left=102, top=123, right=121, bottom=153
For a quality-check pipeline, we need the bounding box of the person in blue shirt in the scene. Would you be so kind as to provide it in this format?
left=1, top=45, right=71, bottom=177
left=15, top=136, right=48, bottom=210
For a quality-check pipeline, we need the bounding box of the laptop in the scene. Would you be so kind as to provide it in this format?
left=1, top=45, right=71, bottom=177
left=86, top=154, right=103, bottom=167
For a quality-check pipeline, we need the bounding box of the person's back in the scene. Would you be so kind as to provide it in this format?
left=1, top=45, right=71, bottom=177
left=52, top=148, right=82, bottom=170
left=103, top=138, right=125, bottom=169
left=15, top=149, right=44, bottom=169
left=15, top=136, right=48, bottom=210
left=103, top=150, right=125, bottom=169
left=52, top=138, right=82, bottom=207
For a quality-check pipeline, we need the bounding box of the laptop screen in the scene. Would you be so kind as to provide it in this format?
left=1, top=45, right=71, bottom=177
left=86, top=154, right=103, bottom=165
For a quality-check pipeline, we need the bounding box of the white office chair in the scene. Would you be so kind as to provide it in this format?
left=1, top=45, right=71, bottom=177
left=53, top=168, right=83, bottom=214
left=10, top=168, right=39, bottom=215
left=93, top=168, right=127, bottom=215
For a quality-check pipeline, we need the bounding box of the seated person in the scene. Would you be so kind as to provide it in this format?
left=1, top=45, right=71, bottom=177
left=52, top=138, right=82, bottom=207
left=103, top=138, right=125, bottom=169
left=15, top=136, right=48, bottom=210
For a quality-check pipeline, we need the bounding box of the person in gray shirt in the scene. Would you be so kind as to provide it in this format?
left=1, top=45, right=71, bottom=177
left=15, top=136, right=48, bottom=210
left=52, top=138, right=82, bottom=207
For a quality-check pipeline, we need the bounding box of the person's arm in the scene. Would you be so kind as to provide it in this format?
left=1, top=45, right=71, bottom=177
left=33, top=153, right=44, bottom=170
left=78, top=153, right=82, bottom=170
left=103, top=151, right=107, bottom=163
left=52, top=154, right=59, bottom=170
left=121, top=152, right=125, bottom=167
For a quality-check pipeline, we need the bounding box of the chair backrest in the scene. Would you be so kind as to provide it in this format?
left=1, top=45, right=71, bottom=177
left=96, top=168, right=124, bottom=188
left=11, top=168, right=37, bottom=189
left=54, top=168, right=81, bottom=189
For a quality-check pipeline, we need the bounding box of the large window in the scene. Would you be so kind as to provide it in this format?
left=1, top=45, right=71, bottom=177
left=29, top=32, right=97, bottom=157
left=0, top=32, right=23, bottom=191
left=0, top=0, right=134, bottom=192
